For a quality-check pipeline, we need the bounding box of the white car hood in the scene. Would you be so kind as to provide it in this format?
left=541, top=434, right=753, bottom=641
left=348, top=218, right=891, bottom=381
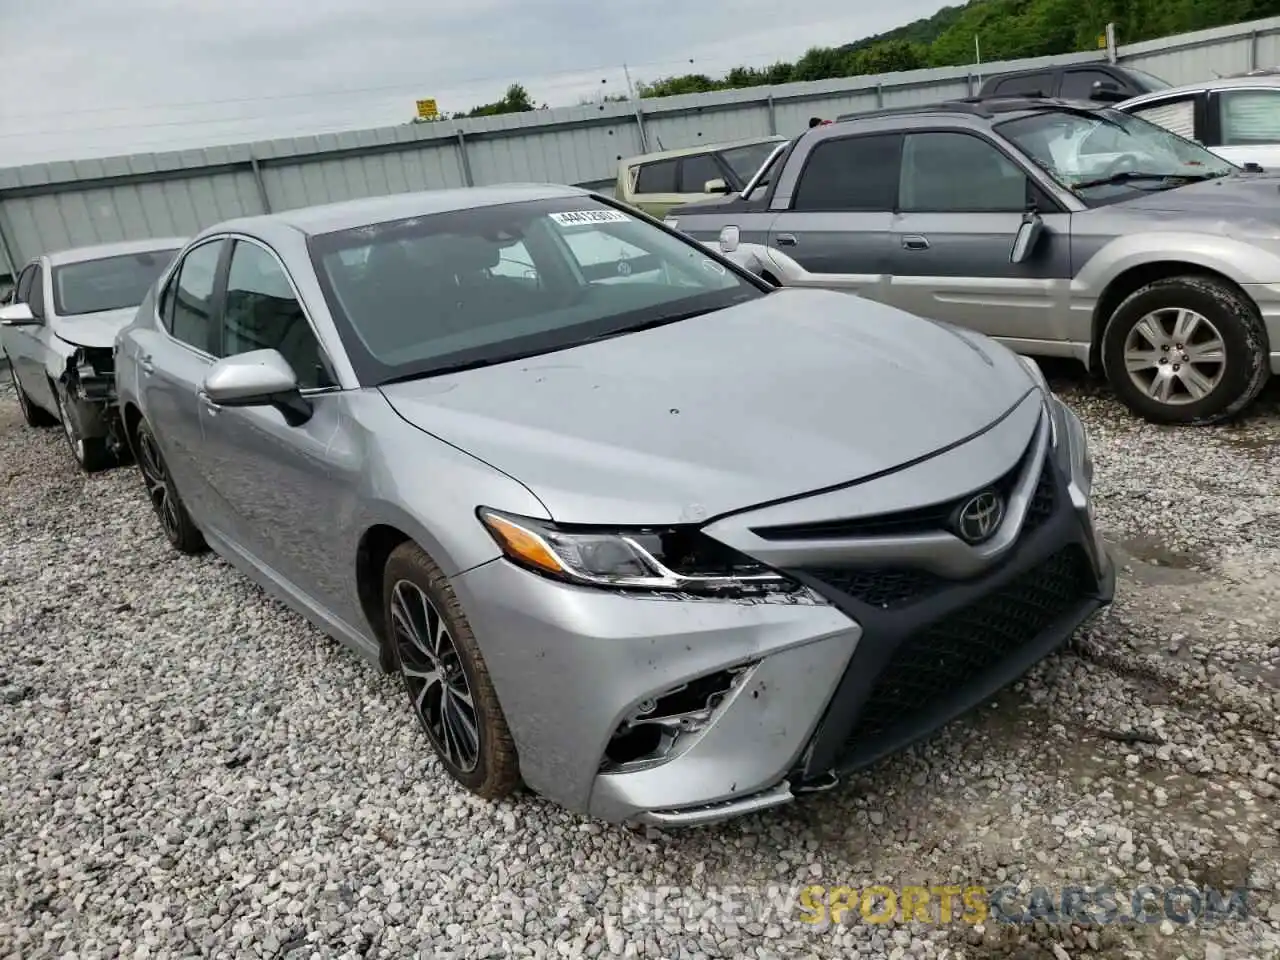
left=51, top=307, right=138, bottom=349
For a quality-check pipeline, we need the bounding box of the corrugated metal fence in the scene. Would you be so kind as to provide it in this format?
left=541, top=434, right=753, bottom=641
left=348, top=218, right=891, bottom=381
left=3, top=15, right=1280, bottom=279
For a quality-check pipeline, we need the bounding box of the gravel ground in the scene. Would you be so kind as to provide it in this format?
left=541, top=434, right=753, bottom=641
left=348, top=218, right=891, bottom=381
left=1, top=367, right=1279, bottom=960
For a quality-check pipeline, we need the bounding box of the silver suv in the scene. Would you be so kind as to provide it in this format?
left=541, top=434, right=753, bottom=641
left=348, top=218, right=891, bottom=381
left=667, top=96, right=1280, bottom=425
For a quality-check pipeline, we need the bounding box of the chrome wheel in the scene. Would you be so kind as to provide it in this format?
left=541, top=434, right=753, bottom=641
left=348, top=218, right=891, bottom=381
left=136, top=427, right=180, bottom=543
left=390, top=579, right=480, bottom=773
left=1123, top=307, right=1226, bottom=405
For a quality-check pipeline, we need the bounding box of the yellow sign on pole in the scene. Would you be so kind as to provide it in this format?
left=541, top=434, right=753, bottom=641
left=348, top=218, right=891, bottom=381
left=416, top=98, right=439, bottom=120
left=1097, top=34, right=1107, bottom=49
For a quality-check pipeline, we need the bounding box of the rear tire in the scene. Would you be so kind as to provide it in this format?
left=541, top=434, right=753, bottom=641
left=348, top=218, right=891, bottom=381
left=383, top=541, right=520, bottom=800
left=1101, top=276, right=1269, bottom=425
left=7, top=358, right=57, bottom=428
left=132, top=418, right=207, bottom=554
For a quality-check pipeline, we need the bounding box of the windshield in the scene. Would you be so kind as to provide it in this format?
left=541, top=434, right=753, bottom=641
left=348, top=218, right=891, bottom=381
left=996, top=107, right=1234, bottom=197
left=51, top=249, right=180, bottom=316
left=720, top=142, right=781, bottom=184
left=307, top=196, right=763, bottom=385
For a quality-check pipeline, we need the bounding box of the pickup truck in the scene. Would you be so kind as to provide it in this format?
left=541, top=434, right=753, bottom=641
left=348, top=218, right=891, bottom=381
left=662, top=95, right=1280, bottom=426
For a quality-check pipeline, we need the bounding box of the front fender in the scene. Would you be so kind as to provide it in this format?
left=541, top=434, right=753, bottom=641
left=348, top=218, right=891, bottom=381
left=1074, top=231, right=1280, bottom=293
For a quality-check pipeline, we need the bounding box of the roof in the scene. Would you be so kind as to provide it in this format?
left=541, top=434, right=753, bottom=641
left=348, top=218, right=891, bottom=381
left=1117, top=73, right=1280, bottom=111
left=208, top=183, right=591, bottom=239
left=619, top=135, right=786, bottom=167
left=44, top=236, right=189, bottom=267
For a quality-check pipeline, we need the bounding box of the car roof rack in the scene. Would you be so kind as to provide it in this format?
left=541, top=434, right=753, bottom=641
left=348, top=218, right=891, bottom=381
left=834, top=94, right=1097, bottom=124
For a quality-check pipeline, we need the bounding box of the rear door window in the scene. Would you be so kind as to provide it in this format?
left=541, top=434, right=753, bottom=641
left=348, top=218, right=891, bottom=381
left=991, top=72, right=1055, bottom=97
left=1219, top=89, right=1280, bottom=145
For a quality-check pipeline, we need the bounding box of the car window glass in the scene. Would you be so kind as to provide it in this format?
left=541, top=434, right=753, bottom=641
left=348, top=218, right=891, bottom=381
left=51, top=249, right=179, bottom=316
left=220, top=241, right=336, bottom=389
left=14, top=265, right=35, bottom=303
left=27, top=267, right=46, bottom=318
left=899, top=132, right=1025, bottom=213
left=1220, top=89, right=1280, bottom=145
left=310, top=198, right=757, bottom=382
left=720, top=142, right=780, bottom=183
left=993, top=73, right=1053, bottom=96
left=169, top=240, right=224, bottom=352
left=1061, top=70, right=1119, bottom=99
left=679, top=153, right=722, bottom=192
left=792, top=134, right=900, bottom=212
left=1131, top=98, right=1197, bottom=141
left=634, top=159, right=678, bottom=194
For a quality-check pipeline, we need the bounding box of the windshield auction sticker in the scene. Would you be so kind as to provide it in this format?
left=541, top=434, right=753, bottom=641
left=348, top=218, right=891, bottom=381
left=548, top=210, right=632, bottom=226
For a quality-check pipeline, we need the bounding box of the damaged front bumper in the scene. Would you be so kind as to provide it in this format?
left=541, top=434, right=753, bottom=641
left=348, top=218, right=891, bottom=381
left=54, top=343, right=126, bottom=448
left=451, top=392, right=1112, bottom=828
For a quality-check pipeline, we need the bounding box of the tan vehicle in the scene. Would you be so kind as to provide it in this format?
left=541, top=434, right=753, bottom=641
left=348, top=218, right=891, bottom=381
left=616, top=136, right=785, bottom=219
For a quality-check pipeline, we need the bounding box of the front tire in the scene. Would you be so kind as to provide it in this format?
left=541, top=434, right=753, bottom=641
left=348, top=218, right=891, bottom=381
left=1101, top=276, right=1269, bottom=425
left=383, top=541, right=520, bottom=800
left=7, top=358, right=57, bottom=428
left=132, top=418, right=206, bottom=554
left=54, top=387, right=114, bottom=473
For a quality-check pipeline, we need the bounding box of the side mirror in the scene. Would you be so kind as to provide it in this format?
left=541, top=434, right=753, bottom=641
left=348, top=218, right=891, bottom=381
left=201, top=348, right=312, bottom=426
left=1243, top=161, right=1265, bottom=173
left=704, top=178, right=729, bottom=195
left=1011, top=211, right=1044, bottom=264
left=718, top=225, right=740, bottom=254
left=1090, top=80, right=1126, bottom=102
left=0, top=302, right=39, bottom=326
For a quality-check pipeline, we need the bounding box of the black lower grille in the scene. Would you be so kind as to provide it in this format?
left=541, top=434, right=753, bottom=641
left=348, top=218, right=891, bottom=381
left=840, top=546, right=1093, bottom=749
left=1023, top=458, right=1056, bottom=531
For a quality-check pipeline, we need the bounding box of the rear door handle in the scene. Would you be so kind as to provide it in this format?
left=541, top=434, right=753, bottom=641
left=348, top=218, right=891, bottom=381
left=902, top=235, right=930, bottom=251
left=139, top=354, right=154, bottom=375
left=774, top=234, right=797, bottom=247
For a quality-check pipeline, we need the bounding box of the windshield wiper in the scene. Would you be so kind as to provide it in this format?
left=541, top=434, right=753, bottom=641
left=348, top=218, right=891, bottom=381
left=584, top=305, right=724, bottom=343
left=1073, top=170, right=1223, bottom=190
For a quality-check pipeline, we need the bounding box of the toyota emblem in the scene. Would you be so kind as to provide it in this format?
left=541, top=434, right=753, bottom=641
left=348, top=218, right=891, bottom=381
left=955, top=491, right=1004, bottom=544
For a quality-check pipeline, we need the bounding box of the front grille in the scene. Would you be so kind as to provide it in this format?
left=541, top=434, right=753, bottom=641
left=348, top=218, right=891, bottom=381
left=840, top=546, right=1093, bottom=750
left=1023, top=458, right=1056, bottom=531
left=803, top=566, right=942, bottom=609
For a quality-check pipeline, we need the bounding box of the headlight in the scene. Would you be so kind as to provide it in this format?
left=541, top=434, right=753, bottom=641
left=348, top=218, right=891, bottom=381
left=477, top=507, right=801, bottom=597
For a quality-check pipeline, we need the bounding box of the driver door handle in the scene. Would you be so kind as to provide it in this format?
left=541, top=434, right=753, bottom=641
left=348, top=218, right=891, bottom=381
left=774, top=233, right=797, bottom=247
left=199, top=392, right=220, bottom=416
left=139, top=354, right=154, bottom=375
left=902, top=235, right=930, bottom=251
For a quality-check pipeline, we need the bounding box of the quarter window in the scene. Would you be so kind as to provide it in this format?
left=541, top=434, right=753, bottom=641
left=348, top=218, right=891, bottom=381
left=1060, top=70, right=1120, bottom=100
left=792, top=134, right=901, bottom=211
left=991, top=72, right=1053, bottom=97
left=899, top=132, right=1026, bottom=213
left=168, top=240, right=224, bottom=352
left=219, top=241, right=336, bottom=389
left=634, top=159, right=678, bottom=194
left=1219, top=89, right=1280, bottom=145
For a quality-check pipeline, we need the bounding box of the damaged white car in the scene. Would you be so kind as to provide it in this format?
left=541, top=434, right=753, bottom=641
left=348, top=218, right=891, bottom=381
left=1, top=238, right=185, bottom=471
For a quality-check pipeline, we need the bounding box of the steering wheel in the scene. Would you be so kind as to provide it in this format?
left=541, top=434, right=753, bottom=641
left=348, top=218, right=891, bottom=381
left=1103, top=153, right=1143, bottom=177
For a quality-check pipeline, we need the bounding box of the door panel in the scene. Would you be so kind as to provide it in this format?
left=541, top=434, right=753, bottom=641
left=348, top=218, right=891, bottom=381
left=765, top=212, right=893, bottom=299
left=887, top=211, right=1073, bottom=341
left=197, top=396, right=364, bottom=626
left=885, top=130, right=1074, bottom=342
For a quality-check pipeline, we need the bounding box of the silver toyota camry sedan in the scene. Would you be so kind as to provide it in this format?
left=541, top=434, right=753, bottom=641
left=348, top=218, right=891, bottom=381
left=114, top=184, right=1114, bottom=826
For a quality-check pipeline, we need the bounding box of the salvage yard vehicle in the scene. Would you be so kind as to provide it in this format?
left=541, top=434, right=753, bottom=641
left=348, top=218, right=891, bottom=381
left=1115, top=73, right=1280, bottom=171
left=616, top=136, right=786, bottom=219
left=665, top=96, right=1280, bottom=426
left=0, top=238, right=186, bottom=471
left=114, top=184, right=1113, bottom=826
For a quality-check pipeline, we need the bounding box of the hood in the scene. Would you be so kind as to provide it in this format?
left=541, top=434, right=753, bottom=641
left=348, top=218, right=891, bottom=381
left=51, top=307, right=137, bottom=349
left=1113, top=173, right=1280, bottom=225
left=379, top=289, right=1036, bottom=526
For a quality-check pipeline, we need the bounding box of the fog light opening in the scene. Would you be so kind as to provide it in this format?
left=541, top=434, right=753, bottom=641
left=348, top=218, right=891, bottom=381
left=600, top=664, right=754, bottom=771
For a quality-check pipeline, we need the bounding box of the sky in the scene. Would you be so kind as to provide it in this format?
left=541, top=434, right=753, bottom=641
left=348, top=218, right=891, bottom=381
left=0, top=0, right=956, bottom=169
